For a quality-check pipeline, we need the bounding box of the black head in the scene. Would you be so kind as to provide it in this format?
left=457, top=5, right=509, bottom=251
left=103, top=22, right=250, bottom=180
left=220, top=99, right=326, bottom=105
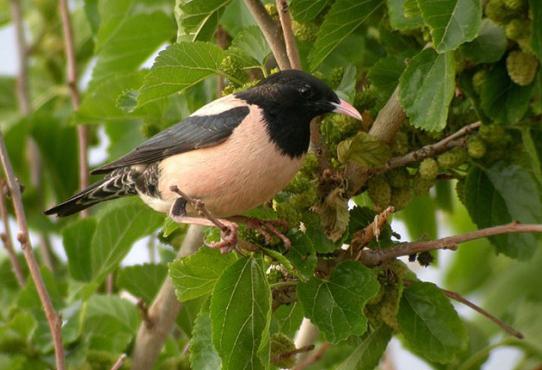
left=235, top=70, right=361, bottom=158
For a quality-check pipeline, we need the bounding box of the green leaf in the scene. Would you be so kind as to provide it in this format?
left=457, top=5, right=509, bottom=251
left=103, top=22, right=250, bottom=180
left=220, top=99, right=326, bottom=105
left=291, top=0, right=330, bottom=22
left=190, top=303, right=222, bottom=370
left=271, top=303, right=304, bottom=337
left=297, top=261, right=380, bottom=343
left=77, top=71, right=146, bottom=123
left=521, top=127, right=542, bottom=186
left=336, top=324, right=393, bottom=370
left=229, top=26, right=271, bottom=66
left=285, top=230, right=317, bottom=281
left=480, top=62, right=535, bottom=124
left=308, top=0, right=382, bottom=70
left=169, top=247, right=236, bottom=301
left=368, top=56, right=405, bottom=97
left=417, top=0, right=481, bottom=53
left=335, top=65, right=357, bottom=103
left=337, top=132, right=391, bottom=167
left=137, top=42, right=226, bottom=107
left=464, top=165, right=539, bottom=259
left=91, top=199, right=163, bottom=282
left=62, top=218, right=96, bottom=282
left=386, top=0, right=423, bottom=30
left=84, top=294, right=140, bottom=352
left=93, top=7, right=174, bottom=81
left=175, top=0, right=232, bottom=42
left=529, top=0, right=542, bottom=62
left=397, top=281, right=467, bottom=363
left=211, top=257, right=271, bottom=370
left=116, top=264, right=167, bottom=303
left=461, top=19, right=507, bottom=64
left=399, top=48, right=456, bottom=131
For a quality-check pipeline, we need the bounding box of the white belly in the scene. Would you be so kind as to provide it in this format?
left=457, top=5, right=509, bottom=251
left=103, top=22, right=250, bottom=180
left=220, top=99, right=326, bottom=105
left=139, top=105, right=303, bottom=217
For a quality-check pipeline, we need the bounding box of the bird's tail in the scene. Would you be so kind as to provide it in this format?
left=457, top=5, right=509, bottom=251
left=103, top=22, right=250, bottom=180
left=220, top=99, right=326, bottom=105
left=44, top=168, right=137, bottom=217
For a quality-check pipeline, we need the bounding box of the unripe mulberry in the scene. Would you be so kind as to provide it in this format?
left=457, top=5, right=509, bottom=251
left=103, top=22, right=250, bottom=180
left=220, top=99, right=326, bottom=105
left=503, top=0, right=527, bottom=11
left=293, top=21, right=318, bottom=42
left=329, top=67, right=345, bottom=89
left=505, top=19, right=530, bottom=41
left=219, top=55, right=247, bottom=85
left=485, top=0, right=513, bottom=24
left=472, top=70, right=487, bottom=95
left=390, top=187, right=413, bottom=210
left=419, top=158, right=439, bottom=179
left=367, top=176, right=391, bottom=210
left=265, top=4, right=278, bottom=19
left=467, top=137, right=487, bottom=159
left=506, top=51, right=539, bottom=86
left=437, top=148, right=468, bottom=169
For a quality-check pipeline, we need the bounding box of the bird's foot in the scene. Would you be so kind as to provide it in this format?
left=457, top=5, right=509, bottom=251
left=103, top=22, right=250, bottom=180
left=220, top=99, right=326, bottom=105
left=233, top=216, right=291, bottom=249
left=207, top=220, right=239, bottom=254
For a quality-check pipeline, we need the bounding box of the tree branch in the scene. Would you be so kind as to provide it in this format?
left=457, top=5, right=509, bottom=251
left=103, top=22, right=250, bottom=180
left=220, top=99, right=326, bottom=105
left=58, top=0, right=89, bottom=194
left=110, top=353, right=127, bottom=370
left=275, top=0, right=301, bottom=69
left=9, top=0, right=30, bottom=115
left=346, top=87, right=406, bottom=196
left=131, top=225, right=203, bottom=370
left=293, top=342, right=330, bottom=370
left=0, top=133, right=65, bottom=370
left=0, top=181, right=25, bottom=286
left=243, top=0, right=291, bottom=70
left=441, top=288, right=523, bottom=339
left=358, top=222, right=542, bottom=266
left=371, top=121, right=481, bottom=176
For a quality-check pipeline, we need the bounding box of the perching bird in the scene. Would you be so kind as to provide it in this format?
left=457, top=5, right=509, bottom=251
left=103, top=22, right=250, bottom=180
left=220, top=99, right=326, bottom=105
left=45, top=70, right=361, bottom=247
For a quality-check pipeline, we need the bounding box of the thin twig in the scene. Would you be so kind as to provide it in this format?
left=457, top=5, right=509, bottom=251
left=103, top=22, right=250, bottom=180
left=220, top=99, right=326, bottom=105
left=293, top=342, right=331, bottom=370
left=442, top=288, right=523, bottom=339
left=275, top=0, right=301, bottom=69
left=9, top=0, right=30, bottom=115
left=0, top=134, right=65, bottom=370
left=170, top=185, right=228, bottom=231
left=58, top=0, right=89, bottom=195
left=358, top=222, right=542, bottom=266
left=0, top=182, right=25, bottom=286
left=110, top=353, right=127, bottom=370
left=350, top=206, right=394, bottom=257
left=243, top=0, right=290, bottom=70
left=272, top=344, right=315, bottom=364
left=371, top=122, right=481, bottom=176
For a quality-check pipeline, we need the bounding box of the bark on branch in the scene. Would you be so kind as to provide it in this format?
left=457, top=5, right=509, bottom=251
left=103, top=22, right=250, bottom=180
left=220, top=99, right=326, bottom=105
left=358, top=222, right=542, bottom=266
left=58, top=0, right=89, bottom=194
left=131, top=225, right=203, bottom=370
left=0, top=134, right=65, bottom=370
left=275, top=0, right=301, bottom=70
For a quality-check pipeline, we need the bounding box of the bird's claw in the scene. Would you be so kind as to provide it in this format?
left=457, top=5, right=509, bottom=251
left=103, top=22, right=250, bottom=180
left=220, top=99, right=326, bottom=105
left=206, top=221, right=238, bottom=254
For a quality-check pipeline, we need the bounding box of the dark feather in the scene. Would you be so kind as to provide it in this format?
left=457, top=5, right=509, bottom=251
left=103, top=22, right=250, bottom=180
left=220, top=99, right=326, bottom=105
left=92, top=106, right=249, bottom=174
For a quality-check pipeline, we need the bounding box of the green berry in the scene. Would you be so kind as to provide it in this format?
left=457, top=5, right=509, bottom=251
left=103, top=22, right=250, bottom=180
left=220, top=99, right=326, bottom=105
left=413, top=176, right=434, bottom=196
left=265, top=3, right=278, bottom=19
left=328, top=67, right=345, bottom=89
left=472, top=69, right=487, bottom=94
left=505, top=19, right=530, bottom=41
left=419, top=158, right=439, bottom=180
left=387, top=168, right=410, bottom=188
left=390, top=187, right=413, bottom=210
left=392, top=131, right=409, bottom=156
left=367, top=176, right=391, bottom=210
left=219, top=55, right=247, bottom=85
left=479, top=124, right=507, bottom=145
left=506, top=50, right=539, bottom=86
left=437, top=148, right=468, bottom=169
left=503, top=0, right=527, bottom=11
left=467, top=137, right=487, bottom=159
left=485, top=0, right=513, bottom=24
left=293, top=21, right=318, bottom=42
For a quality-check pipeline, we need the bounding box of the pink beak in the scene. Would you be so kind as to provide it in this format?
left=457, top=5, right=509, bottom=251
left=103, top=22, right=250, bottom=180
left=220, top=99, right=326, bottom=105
left=332, top=99, right=362, bottom=121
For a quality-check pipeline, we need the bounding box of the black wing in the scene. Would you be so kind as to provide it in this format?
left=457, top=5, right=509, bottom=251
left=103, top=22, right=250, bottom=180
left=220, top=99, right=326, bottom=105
left=92, top=106, right=250, bottom=174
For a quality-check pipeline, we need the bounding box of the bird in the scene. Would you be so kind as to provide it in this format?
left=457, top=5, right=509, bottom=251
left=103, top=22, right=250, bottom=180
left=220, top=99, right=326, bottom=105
left=45, top=70, right=362, bottom=249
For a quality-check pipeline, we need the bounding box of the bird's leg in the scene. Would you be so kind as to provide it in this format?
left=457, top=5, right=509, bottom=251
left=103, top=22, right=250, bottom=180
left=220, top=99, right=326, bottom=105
left=231, top=216, right=292, bottom=249
left=169, top=186, right=238, bottom=253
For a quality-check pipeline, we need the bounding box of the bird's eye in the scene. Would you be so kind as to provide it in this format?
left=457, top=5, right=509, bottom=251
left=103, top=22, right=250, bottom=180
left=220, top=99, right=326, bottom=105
left=299, top=85, right=313, bottom=98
